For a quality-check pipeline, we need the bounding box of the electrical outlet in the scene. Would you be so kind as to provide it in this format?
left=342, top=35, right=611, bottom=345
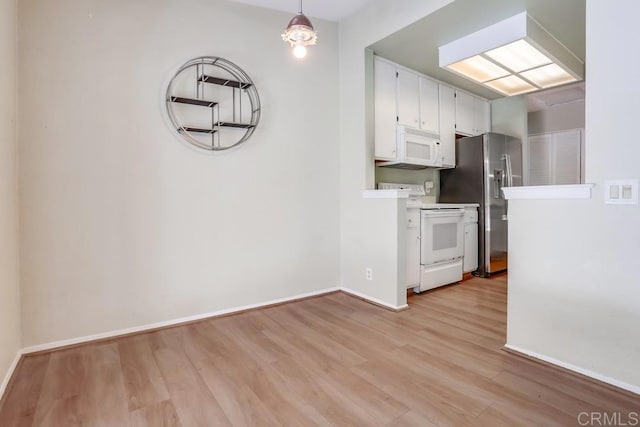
left=366, top=268, right=373, bottom=281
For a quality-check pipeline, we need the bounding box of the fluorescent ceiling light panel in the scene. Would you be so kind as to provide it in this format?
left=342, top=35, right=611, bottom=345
left=438, top=12, right=584, bottom=97
left=485, top=39, right=551, bottom=72
left=446, top=55, right=510, bottom=83
left=485, top=75, right=537, bottom=96
left=520, top=63, right=577, bottom=88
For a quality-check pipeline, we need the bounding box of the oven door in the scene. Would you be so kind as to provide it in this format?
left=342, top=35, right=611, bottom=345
left=420, top=209, right=465, bottom=265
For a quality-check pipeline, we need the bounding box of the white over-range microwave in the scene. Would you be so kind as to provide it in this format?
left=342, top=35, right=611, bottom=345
left=377, top=126, right=443, bottom=169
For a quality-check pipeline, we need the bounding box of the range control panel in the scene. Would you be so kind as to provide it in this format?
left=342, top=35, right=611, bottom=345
left=378, top=182, right=426, bottom=197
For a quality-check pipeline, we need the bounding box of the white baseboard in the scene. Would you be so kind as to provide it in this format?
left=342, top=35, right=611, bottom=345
left=504, top=344, right=640, bottom=395
left=22, top=287, right=341, bottom=355
left=20, top=286, right=406, bottom=355
left=340, top=287, right=409, bottom=311
left=0, top=350, right=23, bottom=402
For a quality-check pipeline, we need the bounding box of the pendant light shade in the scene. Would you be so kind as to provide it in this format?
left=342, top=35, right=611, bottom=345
left=282, top=0, right=317, bottom=59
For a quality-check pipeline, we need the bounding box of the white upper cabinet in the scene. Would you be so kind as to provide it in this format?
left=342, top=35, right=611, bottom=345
left=393, top=66, right=441, bottom=134
left=455, top=90, right=491, bottom=136
left=374, top=57, right=398, bottom=160
left=373, top=56, right=490, bottom=165
left=439, top=84, right=456, bottom=168
left=419, top=77, right=439, bottom=135
left=474, top=98, right=491, bottom=135
left=455, top=90, right=475, bottom=135
left=397, top=69, right=420, bottom=128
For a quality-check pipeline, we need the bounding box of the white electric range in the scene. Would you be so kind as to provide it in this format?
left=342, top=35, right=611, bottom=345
left=378, top=183, right=476, bottom=293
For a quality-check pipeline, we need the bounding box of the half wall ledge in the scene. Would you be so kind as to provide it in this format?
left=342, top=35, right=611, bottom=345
left=502, top=184, right=595, bottom=200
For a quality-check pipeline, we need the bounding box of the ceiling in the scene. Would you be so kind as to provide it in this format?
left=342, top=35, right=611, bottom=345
left=368, top=0, right=586, bottom=100
left=227, top=0, right=375, bottom=22
left=526, top=82, right=585, bottom=112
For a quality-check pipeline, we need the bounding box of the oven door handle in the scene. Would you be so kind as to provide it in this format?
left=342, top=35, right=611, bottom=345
left=421, top=209, right=464, bottom=218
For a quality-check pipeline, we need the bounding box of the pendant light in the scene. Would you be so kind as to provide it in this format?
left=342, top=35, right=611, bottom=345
left=281, top=0, right=317, bottom=59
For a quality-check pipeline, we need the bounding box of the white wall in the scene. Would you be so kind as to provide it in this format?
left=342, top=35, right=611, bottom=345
left=528, top=100, right=585, bottom=135
left=19, top=0, right=340, bottom=347
left=338, top=0, right=453, bottom=308
left=0, top=0, right=21, bottom=393
left=506, top=0, right=640, bottom=391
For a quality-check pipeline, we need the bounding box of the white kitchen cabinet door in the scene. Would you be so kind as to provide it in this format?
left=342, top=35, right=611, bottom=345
left=474, top=98, right=491, bottom=134
left=419, top=77, right=439, bottom=134
left=374, top=57, right=398, bottom=160
left=439, top=84, right=456, bottom=168
left=455, top=90, right=475, bottom=136
left=463, top=223, right=478, bottom=273
left=397, top=69, right=420, bottom=128
left=406, top=226, right=421, bottom=288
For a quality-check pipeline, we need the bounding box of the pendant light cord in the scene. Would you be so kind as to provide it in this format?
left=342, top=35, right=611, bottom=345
left=298, top=0, right=303, bottom=14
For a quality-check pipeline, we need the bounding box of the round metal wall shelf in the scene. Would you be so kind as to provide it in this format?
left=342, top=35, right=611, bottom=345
left=166, top=56, right=261, bottom=151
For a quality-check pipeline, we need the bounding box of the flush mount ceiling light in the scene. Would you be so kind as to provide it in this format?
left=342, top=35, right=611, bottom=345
left=281, top=0, right=317, bottom=59
left=438, top=12, right=584, bottom=96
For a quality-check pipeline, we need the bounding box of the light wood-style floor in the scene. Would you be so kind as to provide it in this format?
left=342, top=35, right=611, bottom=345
left=1, top=275, right=638, bottom=426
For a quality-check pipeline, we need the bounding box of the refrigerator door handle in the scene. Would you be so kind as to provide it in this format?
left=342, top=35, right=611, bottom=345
left=503, top=153, right=514, bottom=188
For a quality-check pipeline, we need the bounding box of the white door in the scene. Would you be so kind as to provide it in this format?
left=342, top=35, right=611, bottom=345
left=397, top=69, right=420, bottom=128
left=455, top=90, right=474, bottom=136
left=463, top=223, right=478, bottom=273
left=420, top=209, right=465, bottom=265
left=374, top=57, right=398, bottom=160
left=419, top=77, right=439, bottom=134
left=439, top=84, right=456, bottom=167
left=528, top=129, right=583, bottom=185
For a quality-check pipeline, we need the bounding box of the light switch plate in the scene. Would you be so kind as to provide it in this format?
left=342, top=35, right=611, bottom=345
left=605, top=179, right=638, bottom=205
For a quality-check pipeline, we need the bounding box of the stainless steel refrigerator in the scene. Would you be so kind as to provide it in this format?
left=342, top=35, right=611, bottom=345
left=439, top=133, right=522, bottom=277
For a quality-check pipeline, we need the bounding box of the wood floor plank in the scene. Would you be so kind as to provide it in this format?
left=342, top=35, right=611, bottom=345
left=491, top=369, right=602, bottom=417
left=350, top=359, right=477, bottom=427
left=388, top=410, right=440, bottom=427
left=191, top=356, right=281, bottom=426
left=0, top=354, right=50, bottom=426
left=153, top=344, right=231, bottom=426
left=118, top=335, right=170, bottom=411
left=391, top=344, right=579, bottom=425
left=263, top=305, right=368, bottom=368
left=500, top=352, right=640, bottom=412
left=269, top=355, right=386, bottom=426
left=78, top=343, right=130, bottom=426
left=31, top=348, right=86, bottom=426
left=183, top=321, right=332, bottom=426
left=2, top=275, right=638, bottom=427
left=129, top=400, right=181, bottom=427
left=31, top=395, right=83, bottom=427
left=212, top=314, right=289, bottom=365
